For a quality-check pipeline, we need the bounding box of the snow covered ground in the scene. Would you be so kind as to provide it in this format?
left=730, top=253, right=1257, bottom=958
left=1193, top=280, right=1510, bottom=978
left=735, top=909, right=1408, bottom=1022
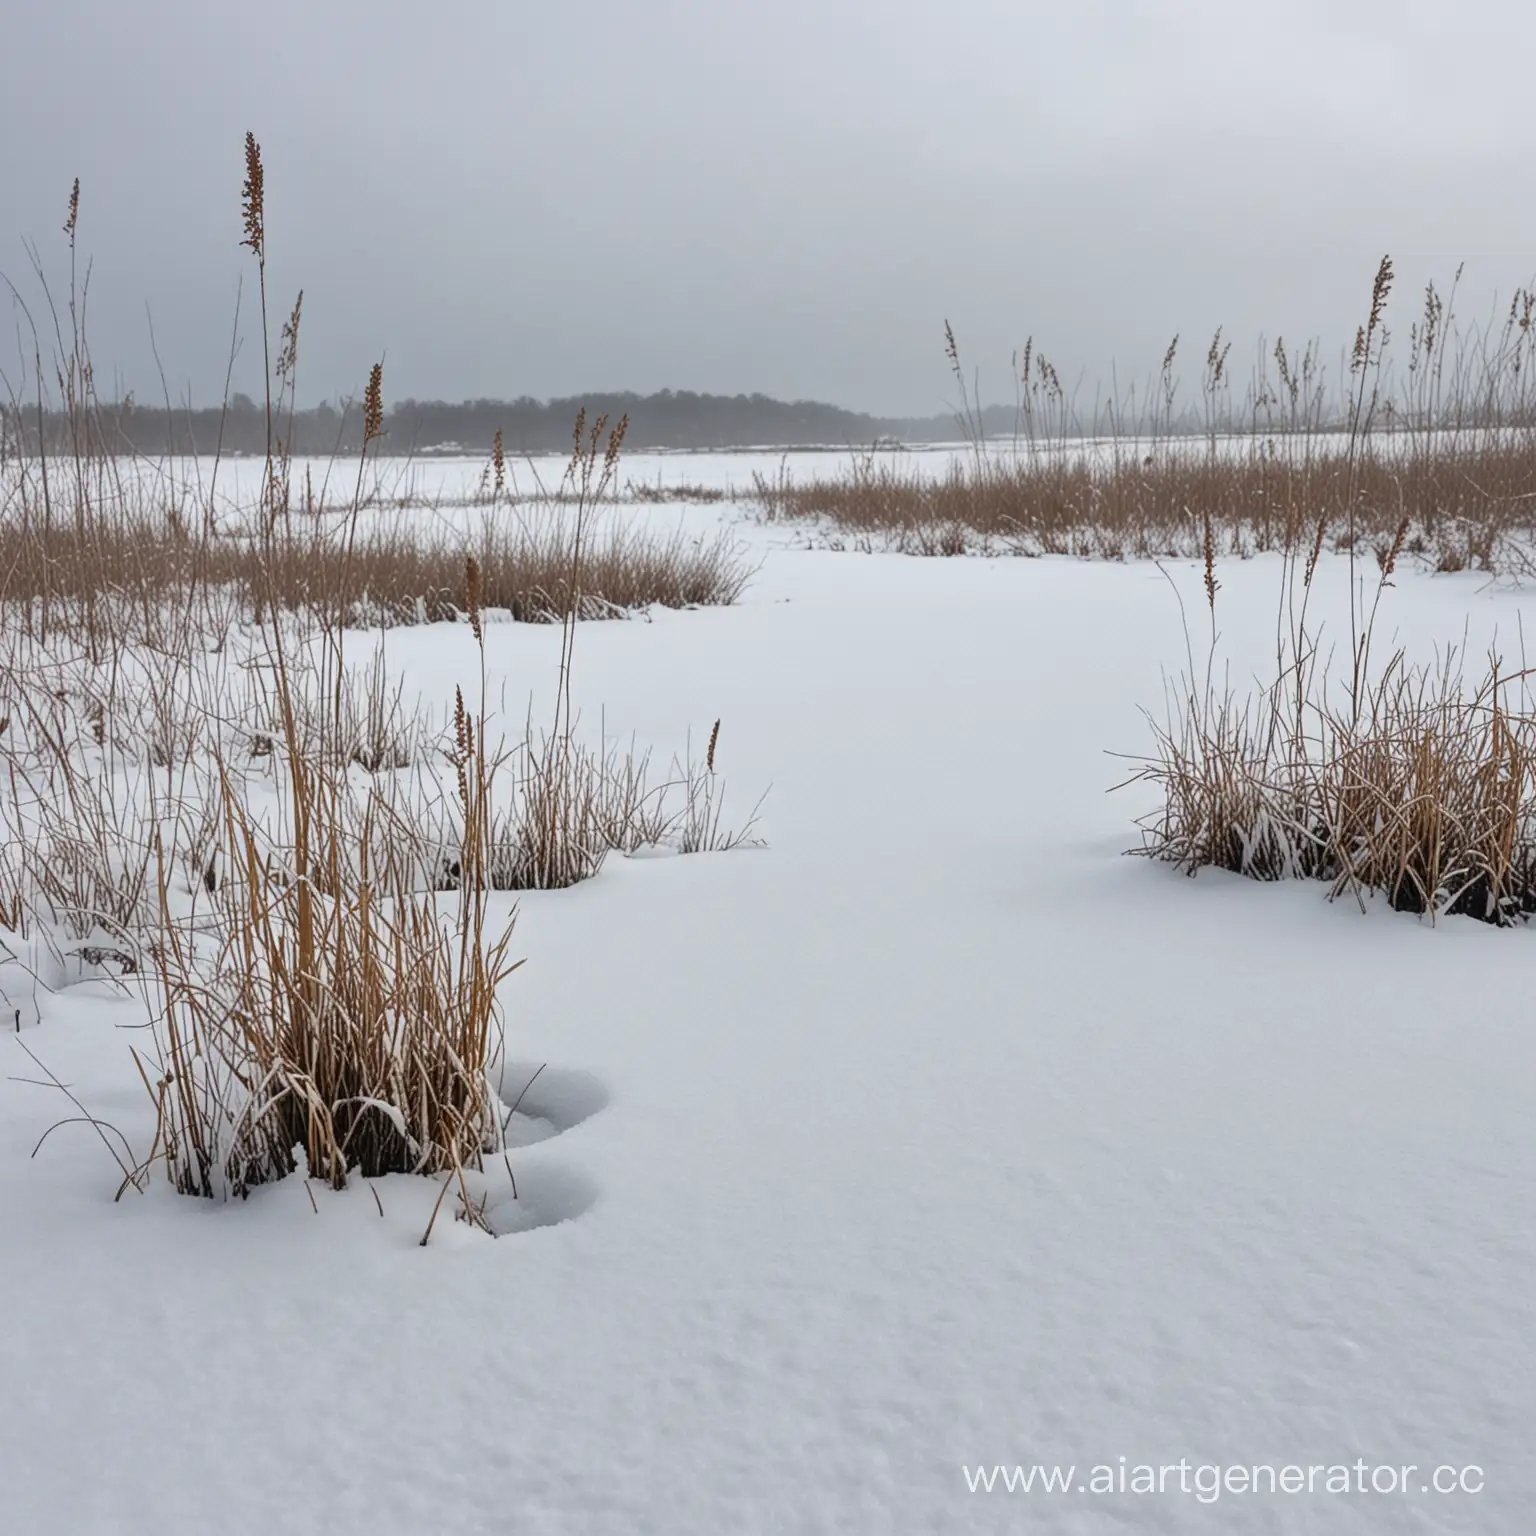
left=123, top=445, right=934, bottom=521
left=2, top=475, right=1533, bottom=1533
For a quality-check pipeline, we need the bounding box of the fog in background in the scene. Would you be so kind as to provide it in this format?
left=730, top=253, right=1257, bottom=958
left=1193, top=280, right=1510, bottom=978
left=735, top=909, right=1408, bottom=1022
left=3, top=0, right=1533, bottom=419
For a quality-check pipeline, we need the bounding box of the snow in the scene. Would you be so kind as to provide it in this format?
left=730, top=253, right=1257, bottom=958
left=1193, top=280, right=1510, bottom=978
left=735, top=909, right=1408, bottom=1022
left=2, top=477, right=1533, bottom=1533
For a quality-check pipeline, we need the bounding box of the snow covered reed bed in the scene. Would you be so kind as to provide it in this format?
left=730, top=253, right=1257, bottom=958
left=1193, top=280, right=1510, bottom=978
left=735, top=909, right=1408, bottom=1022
left=752, top=261, right=1536, bottom=571
left=749, top=434, right=1536, bottom=567
left=0, top=453, right=749, bottom=644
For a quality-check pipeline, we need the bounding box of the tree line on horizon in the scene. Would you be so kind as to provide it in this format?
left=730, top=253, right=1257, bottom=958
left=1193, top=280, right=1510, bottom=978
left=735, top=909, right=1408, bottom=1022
left=2, top=387, right=1228, bottom=458
left=3, top=387, right=1008, bottom=458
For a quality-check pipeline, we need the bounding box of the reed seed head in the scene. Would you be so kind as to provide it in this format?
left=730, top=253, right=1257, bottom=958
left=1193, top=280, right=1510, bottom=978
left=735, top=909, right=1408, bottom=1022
left=605, top=414, right=629, bottom=473
left=363, top=362, right=385, bottom=444
left=1206, top=328, right=1231, bottom=388
left=277, top=291, right=303, bottom=385
left=1275, top=337, right=1293, bottom=394
left=1304, top=511, right=1328, bottom=588
left=1381, top=515, right=1409, bottom=579
left=240, top=132, right=265, bottom=260
left=1369, top=255, right=1394, bottom=336
left=454, top=686, right=469, bottom=757
left=464, top=555, right=483, bottom=644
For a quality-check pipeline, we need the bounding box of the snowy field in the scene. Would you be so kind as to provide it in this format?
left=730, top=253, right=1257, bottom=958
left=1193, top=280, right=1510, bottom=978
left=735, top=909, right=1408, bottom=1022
left=124, top=445, right=937, bottom=519
left=2, top=462, right=1533, bottom=1533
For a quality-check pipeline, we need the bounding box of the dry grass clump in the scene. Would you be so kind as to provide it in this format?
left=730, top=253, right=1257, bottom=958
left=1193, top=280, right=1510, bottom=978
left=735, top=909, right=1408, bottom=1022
left=625, top=478, right=728, bottom=504
left=230, top=502, right=750, bottom=629
left=142, top=629, right=519, bottom=1202
left=674, top=719, right=766, bottom=855
left=1328, top=661, right=1536, bottom=919
left=0, top=595, right=527, bottom=1216
left=249, top=645, right=427, bottom=773
left=0, top=660, right=165, bottom=975
left=472, top=717, right=763, bottom=890
left=1135, top=650, right=1536, bottom=923
left=129, top=136, right=525, bottom=1215
left=1127, top=528, right=1536, bottom=925
left=484, top=732, right=671, bottom=891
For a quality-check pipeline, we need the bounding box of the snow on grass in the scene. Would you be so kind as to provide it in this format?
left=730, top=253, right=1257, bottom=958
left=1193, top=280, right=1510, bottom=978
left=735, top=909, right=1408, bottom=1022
left=1, top=491, right=1532, bottom=1533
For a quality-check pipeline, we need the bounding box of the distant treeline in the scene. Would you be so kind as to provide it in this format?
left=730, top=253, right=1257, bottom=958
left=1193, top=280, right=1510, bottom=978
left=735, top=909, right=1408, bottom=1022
left=3, top=389, right=1142, bottom=458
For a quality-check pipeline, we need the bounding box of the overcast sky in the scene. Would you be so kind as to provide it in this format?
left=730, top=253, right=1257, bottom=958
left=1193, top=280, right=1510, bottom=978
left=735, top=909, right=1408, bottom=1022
left=3, top=0, right=1533, bottom=417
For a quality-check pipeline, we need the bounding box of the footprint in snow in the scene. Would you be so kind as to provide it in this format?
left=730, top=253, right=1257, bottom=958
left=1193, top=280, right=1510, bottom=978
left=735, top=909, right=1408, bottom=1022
left=498, top=1060, right=610, bottom=1146
left=483, top=1160, right=599, bottom=1237
left=487, top=1061, right=610, bottom=1236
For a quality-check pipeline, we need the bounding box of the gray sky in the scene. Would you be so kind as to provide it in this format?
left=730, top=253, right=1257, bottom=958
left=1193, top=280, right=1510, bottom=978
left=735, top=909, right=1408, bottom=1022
left=3, top=0, right=1533, bottom=417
